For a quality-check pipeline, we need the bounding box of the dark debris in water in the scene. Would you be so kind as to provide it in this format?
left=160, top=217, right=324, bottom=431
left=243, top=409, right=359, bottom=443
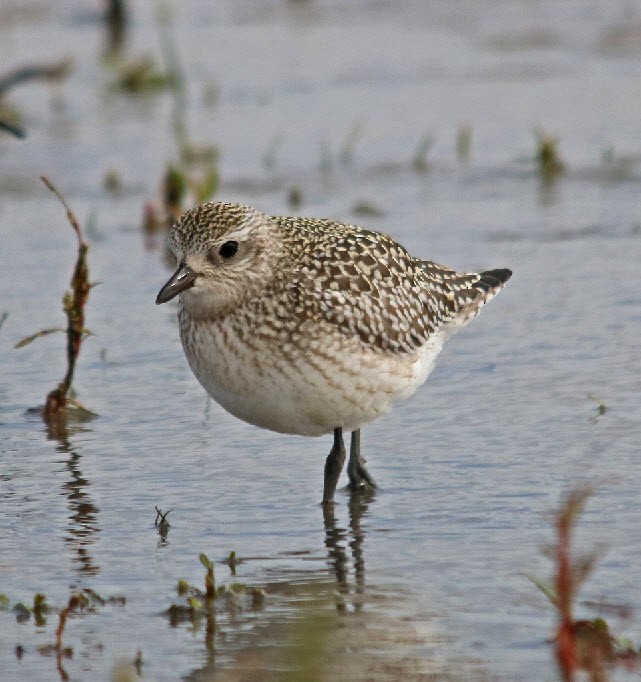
left=154, top=506, right=172, bottom=541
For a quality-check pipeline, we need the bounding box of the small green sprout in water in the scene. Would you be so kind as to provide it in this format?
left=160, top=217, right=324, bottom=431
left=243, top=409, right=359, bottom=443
left=162, top=165, right=188, bottom=220
left=0, top=593, right=10, bottom=610
left=166, top=553, right=266, bottom=627
left=114, top=56, right=174, bottom=93
left=166, top=592, right=204, bottom=627
left=587, top=394, right=606, bottom=423
left=187, top=596, right=202, bottom=614
left=199, top=553, right=216, bottom=599
left=534, top=129, right=565, bottom=181
left=176, top=579, right=194, bottom=596
left=33, top=593, right=49, bottom=627
left=224, top=550, right=241, bottom=575
left=411, top=133, right=435, bottom=172
left=157, top=162, right=219, bottom=226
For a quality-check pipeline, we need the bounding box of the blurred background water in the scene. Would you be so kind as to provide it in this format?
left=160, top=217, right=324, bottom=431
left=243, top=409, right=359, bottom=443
left=1, top=1, right=641, bottom=679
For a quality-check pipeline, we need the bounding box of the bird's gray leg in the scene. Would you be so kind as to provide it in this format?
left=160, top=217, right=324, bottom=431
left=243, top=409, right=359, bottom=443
left=347, top=429, right=377, bottom=490
left=323, top=428, right=346, bottom=505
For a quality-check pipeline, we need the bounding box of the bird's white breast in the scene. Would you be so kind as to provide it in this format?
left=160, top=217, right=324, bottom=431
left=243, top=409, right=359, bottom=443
left=179, top=311, right=445, bottom=437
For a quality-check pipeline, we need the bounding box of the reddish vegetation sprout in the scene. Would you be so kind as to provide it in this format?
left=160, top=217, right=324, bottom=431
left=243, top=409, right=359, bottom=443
left=15, top=177, right=94, bottom=419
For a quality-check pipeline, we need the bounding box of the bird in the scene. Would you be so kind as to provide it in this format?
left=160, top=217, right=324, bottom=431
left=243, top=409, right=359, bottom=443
left=156, top=201, right=511, bottom=504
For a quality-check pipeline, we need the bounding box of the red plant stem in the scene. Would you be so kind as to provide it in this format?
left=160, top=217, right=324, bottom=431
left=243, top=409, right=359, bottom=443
left=556, top=506, right=576, bottom=680
left=55, top=593, right=81, bottom=651
left=40, top=177, right=90, bottom=416
left=55, top=609, right=68, bottom=651
left=62, top=241, right=89, bottom=395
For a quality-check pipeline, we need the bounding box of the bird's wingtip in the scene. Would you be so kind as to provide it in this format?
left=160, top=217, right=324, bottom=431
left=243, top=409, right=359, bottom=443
left=476, top=268, right=512, bottom=291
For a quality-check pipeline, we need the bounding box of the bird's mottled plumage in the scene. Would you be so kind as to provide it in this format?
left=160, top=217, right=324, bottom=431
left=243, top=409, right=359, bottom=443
left=157, top=201, right=511, bottom=501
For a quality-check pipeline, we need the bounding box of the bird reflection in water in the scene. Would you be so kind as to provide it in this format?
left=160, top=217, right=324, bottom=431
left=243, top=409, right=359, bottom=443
left=323, top=487, right=375, bottom=614
left=181, top=490, right=376, bottom=681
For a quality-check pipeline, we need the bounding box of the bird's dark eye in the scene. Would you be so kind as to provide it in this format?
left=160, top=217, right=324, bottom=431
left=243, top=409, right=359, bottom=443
left=219, top=241, right=239, bottom=259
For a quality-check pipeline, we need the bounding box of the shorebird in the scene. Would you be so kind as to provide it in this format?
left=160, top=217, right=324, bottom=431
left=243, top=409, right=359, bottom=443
left=156, top=202, right=511, bottom=504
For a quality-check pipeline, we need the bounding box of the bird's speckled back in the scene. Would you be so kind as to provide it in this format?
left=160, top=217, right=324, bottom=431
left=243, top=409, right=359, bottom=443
left=168, top=201, right=510, bottom=356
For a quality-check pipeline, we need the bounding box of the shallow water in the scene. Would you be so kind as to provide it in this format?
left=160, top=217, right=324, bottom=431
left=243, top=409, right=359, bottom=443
left=2, top=1, right=641, bottom=680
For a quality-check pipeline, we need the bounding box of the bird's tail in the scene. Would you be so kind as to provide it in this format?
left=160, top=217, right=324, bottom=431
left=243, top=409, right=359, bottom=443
left=455, top=268, right=512, bottom=324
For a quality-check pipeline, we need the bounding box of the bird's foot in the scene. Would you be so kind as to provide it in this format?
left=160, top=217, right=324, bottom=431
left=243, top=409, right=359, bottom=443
left=347, top=429, right=377, bottom=492
left=347, top=456, right=377, bottom=491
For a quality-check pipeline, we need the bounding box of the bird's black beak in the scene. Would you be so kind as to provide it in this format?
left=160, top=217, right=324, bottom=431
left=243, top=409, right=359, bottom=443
left=156, top=263, right=198, bottom=304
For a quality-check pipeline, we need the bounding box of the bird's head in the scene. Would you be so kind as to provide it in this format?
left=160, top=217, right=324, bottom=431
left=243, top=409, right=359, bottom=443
left=156, top=202, right=281, bottom=320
